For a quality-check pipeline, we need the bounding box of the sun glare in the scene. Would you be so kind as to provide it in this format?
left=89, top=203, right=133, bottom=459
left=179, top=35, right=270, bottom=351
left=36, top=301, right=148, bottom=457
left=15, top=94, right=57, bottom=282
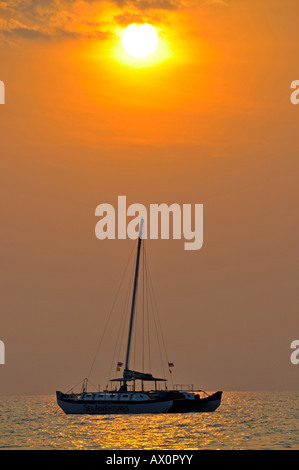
left=122, top=23, right=159, bottom=58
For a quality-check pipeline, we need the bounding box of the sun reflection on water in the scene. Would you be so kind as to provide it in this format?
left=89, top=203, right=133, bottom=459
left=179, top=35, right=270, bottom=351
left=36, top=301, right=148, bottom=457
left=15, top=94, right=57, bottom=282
left=60, top=414, right=214, bottom=450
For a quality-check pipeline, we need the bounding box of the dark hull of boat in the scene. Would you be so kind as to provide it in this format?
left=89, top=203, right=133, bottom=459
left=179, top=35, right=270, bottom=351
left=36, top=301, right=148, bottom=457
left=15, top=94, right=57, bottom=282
left=166, top=391, right=222, bottom=413
left=56, top=391, right=173, bottom=415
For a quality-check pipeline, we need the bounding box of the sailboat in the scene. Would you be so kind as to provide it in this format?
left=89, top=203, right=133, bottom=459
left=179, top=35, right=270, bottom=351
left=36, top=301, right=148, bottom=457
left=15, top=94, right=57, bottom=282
left=56, top=219, right=222, bottom=415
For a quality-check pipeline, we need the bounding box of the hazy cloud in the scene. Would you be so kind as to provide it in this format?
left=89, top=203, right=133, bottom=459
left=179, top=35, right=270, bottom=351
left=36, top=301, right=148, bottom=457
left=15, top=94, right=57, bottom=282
left=2, top=26, right=49, bottom=39
left=0, top=0, right=225, bottom=44
left=0, top=0, right=114, bottom=43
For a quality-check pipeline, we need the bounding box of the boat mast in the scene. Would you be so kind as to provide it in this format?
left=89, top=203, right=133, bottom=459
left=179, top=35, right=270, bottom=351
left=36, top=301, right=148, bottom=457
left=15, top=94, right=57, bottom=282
left=124, top=218, right=144, bottom=373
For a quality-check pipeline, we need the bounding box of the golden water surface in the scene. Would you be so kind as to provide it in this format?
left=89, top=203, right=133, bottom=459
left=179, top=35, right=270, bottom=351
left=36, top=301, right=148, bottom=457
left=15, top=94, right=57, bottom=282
left=0, top=392, right=298, bottom=449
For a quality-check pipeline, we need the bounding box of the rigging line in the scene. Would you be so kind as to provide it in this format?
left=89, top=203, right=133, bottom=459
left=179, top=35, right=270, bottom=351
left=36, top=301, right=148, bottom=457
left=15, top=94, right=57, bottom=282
left=142, top=242, right=145, bottom=372
left=87, top=240, right=136, bottom=381
left=65, top=378, right=86, bottom=394
left=107, top=246, right=137, bottom=384
left=148, top=276, right=173, bottom=385
left=144, top=246, right=166, bottom=380
left=107, top=275, right=133, bottom=385
left=144, top=244, right=174, bottom=386
left=135, top=242, right=145, bottom=373
left=132, top=286, right=139, bottom=370
left=115, top=259, right=135, bottom=368
left=143, top=243, right=151, bottom=373
left=132, top=264, right=142, bottom=373
left=141, top=242, right=144, bottom=372
left=88, top=378, right=98, bottom=391
left=144, top=243, right=151, bottom=373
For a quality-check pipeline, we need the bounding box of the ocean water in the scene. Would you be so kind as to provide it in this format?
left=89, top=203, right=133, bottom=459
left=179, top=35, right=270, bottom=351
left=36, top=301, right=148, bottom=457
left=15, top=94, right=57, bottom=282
left=0, top=392, right=298, bottom=450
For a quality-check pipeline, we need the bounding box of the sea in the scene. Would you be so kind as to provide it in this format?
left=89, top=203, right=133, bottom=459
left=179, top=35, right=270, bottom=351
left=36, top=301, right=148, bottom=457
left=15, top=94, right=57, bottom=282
left=0, top=391, right=298, bottom=450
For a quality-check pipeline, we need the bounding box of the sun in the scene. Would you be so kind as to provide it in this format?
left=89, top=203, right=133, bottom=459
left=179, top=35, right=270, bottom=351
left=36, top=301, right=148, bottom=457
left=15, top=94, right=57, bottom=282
left=122, top=23, right=159, bottom=58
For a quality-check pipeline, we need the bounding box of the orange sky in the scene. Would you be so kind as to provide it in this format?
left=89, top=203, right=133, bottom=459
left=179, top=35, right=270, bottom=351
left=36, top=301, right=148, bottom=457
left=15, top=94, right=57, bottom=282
left=0, top=0, right=298, bottom=394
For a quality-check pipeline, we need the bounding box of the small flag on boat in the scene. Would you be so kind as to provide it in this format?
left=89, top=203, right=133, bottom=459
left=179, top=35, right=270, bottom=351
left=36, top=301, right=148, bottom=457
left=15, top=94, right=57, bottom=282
left=116, top=361, right=123, bottom=371
left=168, top=362, right=174, bottom=372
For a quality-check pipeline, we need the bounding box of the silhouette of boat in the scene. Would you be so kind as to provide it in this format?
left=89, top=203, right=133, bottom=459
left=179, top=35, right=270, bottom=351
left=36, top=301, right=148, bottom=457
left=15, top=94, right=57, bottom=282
left=56, top=219, right=222, bottom=414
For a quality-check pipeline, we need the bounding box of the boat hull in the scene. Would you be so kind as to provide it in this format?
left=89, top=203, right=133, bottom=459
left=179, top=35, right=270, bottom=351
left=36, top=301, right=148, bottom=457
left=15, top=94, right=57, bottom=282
left=56, top=391, right=173, bottom=415
left=166, top=391, right=222, bottom=413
